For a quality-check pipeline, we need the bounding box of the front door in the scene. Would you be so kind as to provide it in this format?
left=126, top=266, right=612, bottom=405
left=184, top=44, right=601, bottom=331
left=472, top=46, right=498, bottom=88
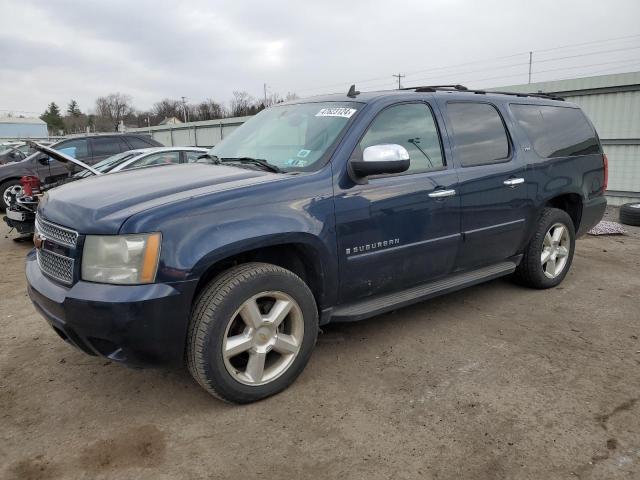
left=334, top=101, right=461, bottom=302
left=442, top=101, right=530, bottom=269
left=37, top=138, right=90, bottom=185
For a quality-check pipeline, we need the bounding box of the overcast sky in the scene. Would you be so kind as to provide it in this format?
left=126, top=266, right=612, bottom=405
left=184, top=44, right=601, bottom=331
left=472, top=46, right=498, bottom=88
left=1, top=0, right=639, bottom=116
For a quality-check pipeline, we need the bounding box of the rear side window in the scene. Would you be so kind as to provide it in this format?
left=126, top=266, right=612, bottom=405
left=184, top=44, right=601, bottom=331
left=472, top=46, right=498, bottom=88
left=359, top=103, right=444, bottom=173
left=127, top=136, right=158, bottom=149
left=90, top=137, right=122, bottom=157
left=510, top=104, right=600, bottom=158
left=447, top=102, right=510, bottom=167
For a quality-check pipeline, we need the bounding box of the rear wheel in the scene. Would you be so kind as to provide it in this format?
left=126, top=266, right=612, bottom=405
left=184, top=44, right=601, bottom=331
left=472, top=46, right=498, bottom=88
left=514, top=208, right=575, bottom=289
left=1, top=179, right=22, bottom=211
left=187, top=262, right=318, bottom=403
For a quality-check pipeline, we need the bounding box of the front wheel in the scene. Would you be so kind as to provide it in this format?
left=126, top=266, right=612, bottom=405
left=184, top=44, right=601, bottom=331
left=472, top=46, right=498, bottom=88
left=187, top=263, right=318, bottom=403
left=1, top=179, right=22, bottom=211
left=514, top=208, right=576, bottom=289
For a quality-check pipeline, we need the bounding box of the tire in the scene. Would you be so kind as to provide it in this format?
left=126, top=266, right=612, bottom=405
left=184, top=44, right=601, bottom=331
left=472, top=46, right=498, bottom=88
left=619, top=202, right=640, bottom=226
left=187, top=262, right=318, bottom=403
left=514, top=208, right=576, bottom=289
left=0, top=179, right=22, bottom=212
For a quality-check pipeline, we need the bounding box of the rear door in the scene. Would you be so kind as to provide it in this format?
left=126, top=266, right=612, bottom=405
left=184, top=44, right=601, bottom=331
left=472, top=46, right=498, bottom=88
left=334, top=101, right=461, bottom=301
left=441, top=101, right=531, bottom=270
left=88, top=136, right=129, bottom=164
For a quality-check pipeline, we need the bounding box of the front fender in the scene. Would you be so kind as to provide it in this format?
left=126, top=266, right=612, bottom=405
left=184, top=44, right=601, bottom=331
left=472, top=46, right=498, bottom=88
left=120, top=169, right=338, bottom=306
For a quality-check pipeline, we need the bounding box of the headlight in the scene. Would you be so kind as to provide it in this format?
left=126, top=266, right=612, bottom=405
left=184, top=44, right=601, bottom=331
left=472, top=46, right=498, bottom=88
left=82, top=233, right=161, bottom=284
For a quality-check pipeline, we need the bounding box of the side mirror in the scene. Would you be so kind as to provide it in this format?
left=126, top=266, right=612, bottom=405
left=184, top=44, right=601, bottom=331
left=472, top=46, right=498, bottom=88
left=38, top=155, right=50, bottom=165
left=351, top=144, right=410, bottom=177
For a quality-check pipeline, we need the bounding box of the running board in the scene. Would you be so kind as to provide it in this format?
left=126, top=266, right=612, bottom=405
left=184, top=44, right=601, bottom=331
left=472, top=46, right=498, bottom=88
left=329, top=261, right=517, bottom=323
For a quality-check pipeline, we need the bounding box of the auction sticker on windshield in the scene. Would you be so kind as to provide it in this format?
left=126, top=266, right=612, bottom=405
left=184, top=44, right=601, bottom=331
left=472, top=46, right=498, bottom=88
left=315, top=107, right=357, bottom=118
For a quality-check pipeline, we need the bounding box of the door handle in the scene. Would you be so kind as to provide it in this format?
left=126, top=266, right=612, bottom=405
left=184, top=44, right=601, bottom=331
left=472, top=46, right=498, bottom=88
left=503, top=178, right=525, bottom=187
left=428, top=189, right=456, bottom=198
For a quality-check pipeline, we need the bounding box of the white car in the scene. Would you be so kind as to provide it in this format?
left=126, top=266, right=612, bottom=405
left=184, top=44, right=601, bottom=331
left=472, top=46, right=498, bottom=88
left=73, top=146, right=210, bottom=178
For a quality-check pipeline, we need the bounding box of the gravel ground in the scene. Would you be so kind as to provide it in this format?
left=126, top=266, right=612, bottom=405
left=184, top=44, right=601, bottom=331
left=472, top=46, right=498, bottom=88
left=1, top=207, right=639, bottom=480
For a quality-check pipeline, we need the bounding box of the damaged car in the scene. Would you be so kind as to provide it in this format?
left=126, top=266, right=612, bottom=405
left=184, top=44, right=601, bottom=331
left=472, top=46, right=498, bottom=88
left=3, top=144, right=208, bottom=238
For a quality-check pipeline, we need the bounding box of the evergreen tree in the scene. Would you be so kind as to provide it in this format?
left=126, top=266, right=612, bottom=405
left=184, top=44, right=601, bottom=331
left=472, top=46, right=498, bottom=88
left=67, top=99, right=81, bottom=117
left=40, top=102, right=64, bottom=133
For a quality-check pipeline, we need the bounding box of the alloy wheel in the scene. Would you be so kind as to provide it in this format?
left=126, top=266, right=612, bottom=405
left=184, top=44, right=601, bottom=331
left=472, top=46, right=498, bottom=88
left=541, top=223, right=570, bottom=279
left=3, top=184, right=23, bottom=206
left=222, top=291, right=304, bottom=386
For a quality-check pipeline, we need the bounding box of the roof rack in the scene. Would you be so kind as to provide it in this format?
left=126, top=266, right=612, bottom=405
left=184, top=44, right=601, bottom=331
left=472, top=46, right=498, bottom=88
left=401, top=84, right=564, bottom=101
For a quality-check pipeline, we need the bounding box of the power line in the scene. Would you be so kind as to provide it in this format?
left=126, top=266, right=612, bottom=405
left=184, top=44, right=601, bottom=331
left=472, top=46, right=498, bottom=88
left=283, top=34, right=640, bottom=96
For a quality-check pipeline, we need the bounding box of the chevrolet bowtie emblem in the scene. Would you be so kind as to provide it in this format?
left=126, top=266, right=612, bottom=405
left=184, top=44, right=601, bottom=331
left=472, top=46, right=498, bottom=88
left=33, top=233, right=45, bottom=249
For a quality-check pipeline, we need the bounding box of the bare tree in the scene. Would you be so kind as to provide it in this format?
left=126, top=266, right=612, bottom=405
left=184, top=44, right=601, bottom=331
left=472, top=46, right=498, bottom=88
left=192, top=99, right=225, bottom=121
left=152, top=98, right=182, bottom=121
left=230, top=91, right=255, bottom=117
left=95, top=93, right=134, bottom=131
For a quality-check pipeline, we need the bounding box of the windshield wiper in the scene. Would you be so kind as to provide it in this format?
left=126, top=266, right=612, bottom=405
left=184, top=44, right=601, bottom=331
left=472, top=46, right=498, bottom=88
left=219, top=157, right=282, bottom=173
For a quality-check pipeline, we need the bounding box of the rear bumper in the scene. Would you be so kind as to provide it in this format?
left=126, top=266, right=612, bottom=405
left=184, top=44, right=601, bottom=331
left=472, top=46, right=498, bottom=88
left=577, top=195, right=607, bottom=236
left=26, top=250, right=198, bottom=367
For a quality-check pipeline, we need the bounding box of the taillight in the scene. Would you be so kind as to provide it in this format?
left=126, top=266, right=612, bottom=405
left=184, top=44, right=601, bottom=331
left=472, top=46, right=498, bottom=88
left=602, top=153, right=608, bottom=191
left=20, top=175, right=41, bottom=197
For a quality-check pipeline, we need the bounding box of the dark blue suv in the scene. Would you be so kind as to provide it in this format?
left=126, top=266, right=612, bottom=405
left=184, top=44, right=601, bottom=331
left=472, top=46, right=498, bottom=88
left=26, top=86, right=607, bottom=403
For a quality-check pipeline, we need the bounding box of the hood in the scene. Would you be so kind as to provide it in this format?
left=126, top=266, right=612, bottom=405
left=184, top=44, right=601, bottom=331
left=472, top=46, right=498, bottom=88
left=39, top=163, right=282, bottom=233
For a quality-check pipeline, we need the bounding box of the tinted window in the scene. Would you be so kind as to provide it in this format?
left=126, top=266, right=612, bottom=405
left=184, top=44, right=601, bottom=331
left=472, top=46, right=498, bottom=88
left=56, top=138, right=89, bottom=159
left=117, top=137, right=131, bottom=152
left=90, top=137, right=122, bottom=157
left=447, top=103, right=510, bottom=167
left=129, top=151, right=180, bottom=169
left=359, top=103, right=444, bottom=173
left=510, top=104, right=600, bottom=158
left=127, top=136, right=158, bottom=149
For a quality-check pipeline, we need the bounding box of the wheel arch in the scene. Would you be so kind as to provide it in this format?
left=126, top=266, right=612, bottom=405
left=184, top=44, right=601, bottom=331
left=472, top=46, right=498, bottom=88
left=544, top=193, right=583, bottom=232
left=190, top=235, right=335, bottom=311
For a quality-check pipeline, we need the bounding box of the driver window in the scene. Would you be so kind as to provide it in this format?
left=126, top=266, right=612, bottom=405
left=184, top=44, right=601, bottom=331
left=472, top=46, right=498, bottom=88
left=359, top=103, right=444, bottom=173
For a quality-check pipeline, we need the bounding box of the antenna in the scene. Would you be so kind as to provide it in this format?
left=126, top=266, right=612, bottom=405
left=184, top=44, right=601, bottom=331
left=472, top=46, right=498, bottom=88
left=347, top=84, right=360, bottom=98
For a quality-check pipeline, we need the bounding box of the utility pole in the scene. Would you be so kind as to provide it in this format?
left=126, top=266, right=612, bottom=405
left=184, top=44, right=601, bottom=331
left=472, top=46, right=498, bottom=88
left=392, top=73, right=405, bottom=90
left=528, top=51, right=533, bottom=84
left=264, top=83, right=267, bottom=106
left=181, top=96, right=189, bottom=123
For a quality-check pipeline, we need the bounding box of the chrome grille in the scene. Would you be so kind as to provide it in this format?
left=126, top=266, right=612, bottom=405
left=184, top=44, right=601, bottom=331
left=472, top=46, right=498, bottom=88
left=35, top=216, right=78, bottom=247
left=37, top=249, right=74, bottom=285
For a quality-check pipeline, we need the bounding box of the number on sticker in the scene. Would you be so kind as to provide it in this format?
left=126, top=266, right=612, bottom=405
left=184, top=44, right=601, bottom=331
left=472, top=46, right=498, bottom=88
left=315, top=108, right=357, bottom=118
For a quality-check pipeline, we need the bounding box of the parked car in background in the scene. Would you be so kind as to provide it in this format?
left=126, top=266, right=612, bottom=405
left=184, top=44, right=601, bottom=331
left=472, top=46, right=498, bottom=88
left=0, top=141, right=53, bottom=165
left=26, top=86, right=606, bottom=403
left=3, top=145, right=207, bottom=238
left=0, top=133, right=162, bottom=211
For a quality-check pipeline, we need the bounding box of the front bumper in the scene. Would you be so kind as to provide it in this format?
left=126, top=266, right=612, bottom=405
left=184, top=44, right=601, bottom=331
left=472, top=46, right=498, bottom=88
left=3, top=207, right=35, bottom=235
left=26, top=250, right=198, bottom=367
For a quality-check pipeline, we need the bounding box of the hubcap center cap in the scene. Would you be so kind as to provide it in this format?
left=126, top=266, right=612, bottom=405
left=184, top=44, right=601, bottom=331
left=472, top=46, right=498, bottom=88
left=254, top=325, right=276, bottom=348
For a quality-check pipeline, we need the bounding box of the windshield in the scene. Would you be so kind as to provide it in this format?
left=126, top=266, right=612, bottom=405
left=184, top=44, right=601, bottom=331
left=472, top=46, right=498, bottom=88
left=74, top=151, right=138, bottom=178
left=208, top=102, right=360, bottom=171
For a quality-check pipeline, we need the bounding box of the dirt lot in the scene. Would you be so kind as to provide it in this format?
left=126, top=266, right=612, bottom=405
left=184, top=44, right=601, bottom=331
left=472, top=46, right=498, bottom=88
left=1, top=207, right=639, bottom=480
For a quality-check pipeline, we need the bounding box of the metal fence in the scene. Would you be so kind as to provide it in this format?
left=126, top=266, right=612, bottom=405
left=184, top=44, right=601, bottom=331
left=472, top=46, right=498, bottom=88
left=127, top=115, right=252, bottom=148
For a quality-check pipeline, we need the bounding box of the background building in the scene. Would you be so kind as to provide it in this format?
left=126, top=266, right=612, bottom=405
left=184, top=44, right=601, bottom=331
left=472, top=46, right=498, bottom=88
left=0, top=116, right=48, bottom=141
